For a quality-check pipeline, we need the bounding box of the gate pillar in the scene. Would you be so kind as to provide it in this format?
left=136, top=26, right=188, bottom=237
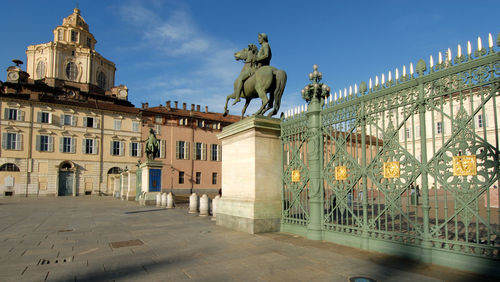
left=301, top=65, right=331, bottom=240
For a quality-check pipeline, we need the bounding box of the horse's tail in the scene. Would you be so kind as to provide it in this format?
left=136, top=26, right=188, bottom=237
left=271, top=69, right=287, bottom=116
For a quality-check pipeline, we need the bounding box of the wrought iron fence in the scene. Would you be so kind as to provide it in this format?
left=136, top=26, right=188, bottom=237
left=281, top=34, right=500, bottom=270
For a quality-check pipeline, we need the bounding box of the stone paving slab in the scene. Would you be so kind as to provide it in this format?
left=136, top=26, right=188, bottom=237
left=0, top=196, right=496, bottom=281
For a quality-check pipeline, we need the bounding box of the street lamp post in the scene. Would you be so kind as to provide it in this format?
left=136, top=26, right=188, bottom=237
left=301, top=65, right=330, bottom=240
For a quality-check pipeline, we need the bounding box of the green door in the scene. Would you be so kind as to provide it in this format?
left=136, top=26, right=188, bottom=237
left=58, top=171, right=73, bottom=196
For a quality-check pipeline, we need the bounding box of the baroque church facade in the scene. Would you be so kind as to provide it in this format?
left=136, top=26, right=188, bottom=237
left=0, top=8, right=141, bottom=197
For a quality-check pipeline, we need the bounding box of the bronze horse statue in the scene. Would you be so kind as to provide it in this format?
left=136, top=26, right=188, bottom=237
left=223, top=44, right=287, bottom=118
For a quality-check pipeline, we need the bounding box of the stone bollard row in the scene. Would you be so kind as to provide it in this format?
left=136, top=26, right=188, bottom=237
left=166, top=192, right=174, bottom=209
left=189, top=193, right=198, bottom=213
left=156, top=193, right=161, bottom=207
left=160, top=192, right=167, bottom=207
left=211, top=195, right=220, bottom=221
left=199, top=194, right=209, bottom=216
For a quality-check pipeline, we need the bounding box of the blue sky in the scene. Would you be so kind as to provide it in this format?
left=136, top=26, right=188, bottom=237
left=1, top=0, right=499, bottom=116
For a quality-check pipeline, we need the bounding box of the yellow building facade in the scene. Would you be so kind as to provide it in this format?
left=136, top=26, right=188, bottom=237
left=0, top=8, right=140, bottom=197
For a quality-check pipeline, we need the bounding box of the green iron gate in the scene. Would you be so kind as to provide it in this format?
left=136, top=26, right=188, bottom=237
left=281, top=35, right=500, bottom=273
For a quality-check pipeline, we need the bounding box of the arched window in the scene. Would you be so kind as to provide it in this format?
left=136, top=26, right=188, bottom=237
left=107, top=167, right=122, bottom=174
left=97, top=71, right=106, bottom=89
left=36, top=61, right=46, bottom=79
left=65, top=62, right=78, bottom=81
left=0, top=163, right=20, bottom=171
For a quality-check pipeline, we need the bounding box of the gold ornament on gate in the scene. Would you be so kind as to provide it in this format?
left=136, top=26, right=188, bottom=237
left=383, top=161, right=400, bottom=178
left=292, top=170, right=301, bottom=182
left=453, top=155, right=477, bottom=176
left=335, top=166, right=347, bottom=180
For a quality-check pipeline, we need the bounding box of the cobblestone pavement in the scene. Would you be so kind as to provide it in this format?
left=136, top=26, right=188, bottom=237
left=0, top=197, right=494, bottom=282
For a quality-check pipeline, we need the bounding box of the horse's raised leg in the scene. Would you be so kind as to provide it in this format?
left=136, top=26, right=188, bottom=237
left=223, top=93, right=235, bottom=117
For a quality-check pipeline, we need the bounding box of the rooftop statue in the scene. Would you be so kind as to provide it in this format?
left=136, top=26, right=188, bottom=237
left=223, top=33, right=287, bottom=118
left=144, top=128, right=160, bottom=161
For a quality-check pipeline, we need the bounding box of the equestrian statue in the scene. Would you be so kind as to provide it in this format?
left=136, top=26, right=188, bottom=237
left=223, top=33, right=287, bottom=118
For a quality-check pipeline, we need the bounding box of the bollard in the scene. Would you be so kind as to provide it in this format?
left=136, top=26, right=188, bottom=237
left=188, top=193, right=198, bottom=213
left=199, top=194, right=209, bottom=216
left=166, top=192, right=175, bottom=209
left=211, top=195, right=220, bottom=221
left=156, top=193, right=161, bottom=207
left=161, top=192, right=167, bottom=207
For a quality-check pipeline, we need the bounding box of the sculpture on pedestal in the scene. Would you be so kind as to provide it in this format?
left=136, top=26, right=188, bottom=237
left=223, top=33, right=287, bottom=118
left=144, top=128, right=160, bottom=160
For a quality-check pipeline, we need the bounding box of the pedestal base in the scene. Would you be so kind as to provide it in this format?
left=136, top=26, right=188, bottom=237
left=216, top=116, right=281, bottom=234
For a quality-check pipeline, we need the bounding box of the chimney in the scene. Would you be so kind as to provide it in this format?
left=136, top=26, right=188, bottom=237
left=166, top=100, right=171, bottom=110
left=174, top=101, right=178, bottom=108
left=191, top=104, right=195, bottom=111
left=182, top=103, right=186, bottom=110
left=205, top=106, right=208, bottom=113
left=196, top=105, right=200, bottom=111
left=142, top=102, right=149, bottom=109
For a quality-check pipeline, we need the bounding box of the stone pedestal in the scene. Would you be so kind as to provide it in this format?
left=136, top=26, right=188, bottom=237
left=140, top=160, right=163, bottom=205
left=216, top=116, right=281, bottom=234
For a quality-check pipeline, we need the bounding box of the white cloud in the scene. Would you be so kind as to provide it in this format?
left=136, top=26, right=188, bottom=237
left=117, top=0, right=267, bottom=116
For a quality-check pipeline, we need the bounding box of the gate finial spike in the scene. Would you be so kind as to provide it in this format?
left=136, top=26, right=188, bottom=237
left=375, top=75, right=379, bottom=86
left=467, top=41, right=472, bottom=55
left=458, top=44, right=462, bottom=57
left=410, top=63, right=414, bottom=75
left=488, top=33, right=493, bottom=48
left=447, top=48, right=452, bottom=61
left=402, top=65, right=406, bottom=77
left=429, top=55, right=434, bottom=68
left=388, top=71, right=392, bottom=82
left=477, top=36, right=483, bottom=50
left=354, top=83, right=358, bottom=94
left=369, top=78, right=372, bottom=89
left=438, top=52, right=442, bottom=64
left=395, top=68, right=399, bottom=80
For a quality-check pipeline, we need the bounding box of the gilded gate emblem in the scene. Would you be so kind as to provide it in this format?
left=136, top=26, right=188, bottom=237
left=291, top=170, right=301, bottom=182
left=383, top=161, right=400, bottom=178
left=453, top=155, right=477, bottom=176
left=335, top=166, right=347, bottom=180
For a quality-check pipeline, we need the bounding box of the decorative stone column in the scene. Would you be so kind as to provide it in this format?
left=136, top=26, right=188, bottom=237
left=216, top=116, right=281, bottom=234
left=126, top=168, right=136, bottom=201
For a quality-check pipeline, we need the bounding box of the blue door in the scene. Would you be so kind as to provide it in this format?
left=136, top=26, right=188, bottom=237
left=149, top=169, right=161, bottom=192
left=58, top=172, right=73, bottom=196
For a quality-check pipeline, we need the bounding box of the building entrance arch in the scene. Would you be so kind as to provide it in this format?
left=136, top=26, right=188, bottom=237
left=58, top=161, right=76, bottom=196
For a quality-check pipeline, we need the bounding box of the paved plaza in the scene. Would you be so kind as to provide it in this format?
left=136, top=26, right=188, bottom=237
left=0, top=197, right=495, bottom=281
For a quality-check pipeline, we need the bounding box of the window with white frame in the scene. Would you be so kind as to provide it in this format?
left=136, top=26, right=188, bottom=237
left=194, top=142, right=206, bottom=160
left=4, top=108, right=24, bottom=121
left=36, top=135, right=53, bottom=152
left=477, top=114, right=484, bottom=128
left=114, top=119, right=122, bottom=130
left=37, top=111, right=51, bottom=123
left=176, top=141, right=189, bottom=160
left=211, top=144, right=221, bottom=161
left=132, top=121, right=140, bottom=132
left=130, top=142, right=141, bottom=157
left=158, top=140, right=166, bottom=158
left=83, top=138, right=98, bottom=154
left=2, top=132, right=22, bottom=150
left=60, top=136, right=75, bottom=153
left=71, top=30, right=78, bottom=42
left=154, top=124, right=161, bottom=135
left=61, top=114, right=76, bottom=126
left=110, top=140, right=124, bottom=156
left=155, top=115, right=162, bottom=124
left=436, top=121, right=444, bottom=134
left=84, top=116, right=99, bottom=128
left=405, top=128, right=411, bottom=138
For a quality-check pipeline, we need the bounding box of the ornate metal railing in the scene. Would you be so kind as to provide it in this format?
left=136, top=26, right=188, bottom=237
left=281, top=34, right=500, bottom=271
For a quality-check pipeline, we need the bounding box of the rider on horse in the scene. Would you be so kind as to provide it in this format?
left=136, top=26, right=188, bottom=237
left=233, top=33, right=272, bottom=105
left=145, top=128, right=160, bottom=160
